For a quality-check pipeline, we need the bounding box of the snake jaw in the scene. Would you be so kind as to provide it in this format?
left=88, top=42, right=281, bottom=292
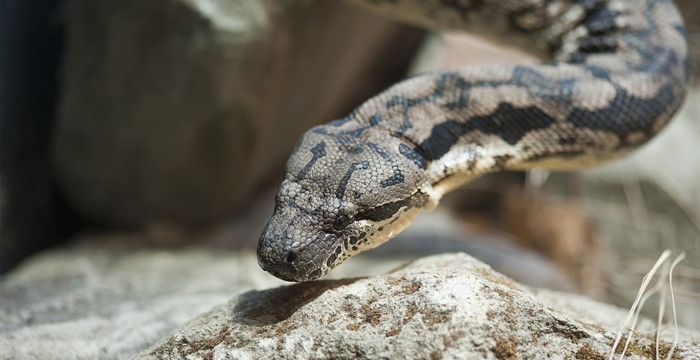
left=257, top=219, right=371, bottom=282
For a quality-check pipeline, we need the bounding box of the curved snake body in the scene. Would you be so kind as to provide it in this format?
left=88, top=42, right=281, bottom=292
left=258, top=0, right=690, bottom=282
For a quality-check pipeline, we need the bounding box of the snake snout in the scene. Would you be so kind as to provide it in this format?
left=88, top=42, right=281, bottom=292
left=257, top=223, right=327, bottom=282
left=257, top=252, right=302, bottom=282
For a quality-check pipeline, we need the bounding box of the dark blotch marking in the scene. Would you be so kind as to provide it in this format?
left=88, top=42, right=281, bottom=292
left=398, top=143, right=427, bottom=169
left=336, top=161, right=370, bottom=199
left=326, top=253, right=337, bottom=267
left=368, top=143, right=405, bottom=188
left=333, top=213, right=352, bottom=231
left=356, top=191, right=429, bottom=222
left=297, top=141, right=326, bottom=178
left=419, top=104, right=557, bottom=160
left=578, top=36, right=618, bottom=53
left=567, top=84, right=677, bottom=142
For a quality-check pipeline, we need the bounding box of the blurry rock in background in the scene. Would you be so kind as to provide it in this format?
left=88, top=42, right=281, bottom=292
left=0, top=0, right=79, bottom=273
left=53, top=0, right=424, bottom=230
left=676, top=0, right=699, bottom=81
left=499, top=184, right=604, bottom=297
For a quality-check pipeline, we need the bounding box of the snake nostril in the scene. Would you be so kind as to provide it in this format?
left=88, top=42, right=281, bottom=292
left=285, top=251, right=297, bottom=263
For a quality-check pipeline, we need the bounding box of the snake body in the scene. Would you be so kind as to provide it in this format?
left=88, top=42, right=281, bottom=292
left=258, top=0, right=690, bottom=282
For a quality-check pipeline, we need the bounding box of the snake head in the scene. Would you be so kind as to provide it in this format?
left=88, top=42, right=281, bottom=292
left=257, top=121, right=431, bottom=282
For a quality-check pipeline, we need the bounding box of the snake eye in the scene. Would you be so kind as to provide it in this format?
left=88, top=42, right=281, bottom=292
left=286, top=251, right=297, bottom=263
left=333, top=213, right=352, bottom=230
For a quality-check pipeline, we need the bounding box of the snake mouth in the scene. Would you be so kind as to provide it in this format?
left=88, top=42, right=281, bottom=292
left=257, top=249, right=327, bottom=282
left=258, top=260, right=323, bottom=282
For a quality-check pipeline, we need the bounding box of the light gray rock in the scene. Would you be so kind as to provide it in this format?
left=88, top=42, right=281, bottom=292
left=0, top=235, right=692, bottom=360
left=0, top=233, right=421, bottom=360
left=139, top=253, right=700, bottom=360
left=53, top=0, right=423, bottom=229
left=0, top=237, right=284, bottom=360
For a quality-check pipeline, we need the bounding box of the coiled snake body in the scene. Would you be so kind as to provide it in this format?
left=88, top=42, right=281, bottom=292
left=258, top=0, right=690, bottom=282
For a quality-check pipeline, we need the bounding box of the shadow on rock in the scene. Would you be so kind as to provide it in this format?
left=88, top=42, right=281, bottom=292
left=233, top=277, right=362, bottom=326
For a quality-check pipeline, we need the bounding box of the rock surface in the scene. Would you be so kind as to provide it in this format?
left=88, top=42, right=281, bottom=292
left=0, top=238, right=281, bottom=360
left=140, top=254, right=700, bottom=360
left=2, top=236, right=697, bottom=359
left=53, top=0, right=423, bottom=229
left=1, top=209, right=584, bottom=360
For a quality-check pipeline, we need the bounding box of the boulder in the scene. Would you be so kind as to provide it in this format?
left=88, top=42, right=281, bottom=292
left=53, top=0, right=423, bottom=229
left=0, top=232, right=420, bottom=359
left=0, top=238, right=282, bottom=359
left=140, top=253, right=700, bottom=360
left=0, top=1, right=75, bottom=273
left=3, top=237, right=697, bottom=359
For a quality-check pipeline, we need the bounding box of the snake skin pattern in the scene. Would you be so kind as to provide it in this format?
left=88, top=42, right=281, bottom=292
left=258, top=0, right=690, bottom=282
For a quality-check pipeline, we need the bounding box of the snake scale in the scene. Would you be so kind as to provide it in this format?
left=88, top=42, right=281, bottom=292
left=257, top=0, right=690, bottom=282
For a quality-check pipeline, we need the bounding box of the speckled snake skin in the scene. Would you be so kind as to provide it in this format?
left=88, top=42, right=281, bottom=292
left=258, top=0, right=690, bottom=282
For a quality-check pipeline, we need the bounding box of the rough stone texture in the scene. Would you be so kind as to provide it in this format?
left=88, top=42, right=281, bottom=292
left=1, top=234, right=695, bottom=359
left=140, top=254, right=700, bottom=360
left=0, top=231, right=422, bottom=360
left=53, top=0, right=423, bottom=229
left=0, top=238, right=283, bottom=360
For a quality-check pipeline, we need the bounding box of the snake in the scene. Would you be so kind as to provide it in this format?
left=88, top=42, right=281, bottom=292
left=257, top=0, right=690, bottom=282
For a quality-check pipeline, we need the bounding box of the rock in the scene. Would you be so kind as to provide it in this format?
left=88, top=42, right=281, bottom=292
left=139, top=253, right=700, bottom=360
left=2, top=237, right=696, bottom=359
left=0, top=1, right=77, bottom=273
left=0, top=237, right=283, bottom=359
left=675, top=0, right=700, bottom=81
left=0, top=233, right=417, bottom=359
left=53, top=0, right=424, bottom=229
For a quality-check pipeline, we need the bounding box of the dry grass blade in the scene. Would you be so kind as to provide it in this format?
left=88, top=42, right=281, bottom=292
left=609, top=250, right=670, bottom=360
left=619, top=263, right=666, bottom=359
left=619, top=168, right=651, bottom=229
left=665, top=252, right=686, bottom=360
left=655, top=262, right=669, bottom=360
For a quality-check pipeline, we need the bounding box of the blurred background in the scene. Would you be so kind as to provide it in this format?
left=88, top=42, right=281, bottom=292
left=1, top=0, right=698, bottom=352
